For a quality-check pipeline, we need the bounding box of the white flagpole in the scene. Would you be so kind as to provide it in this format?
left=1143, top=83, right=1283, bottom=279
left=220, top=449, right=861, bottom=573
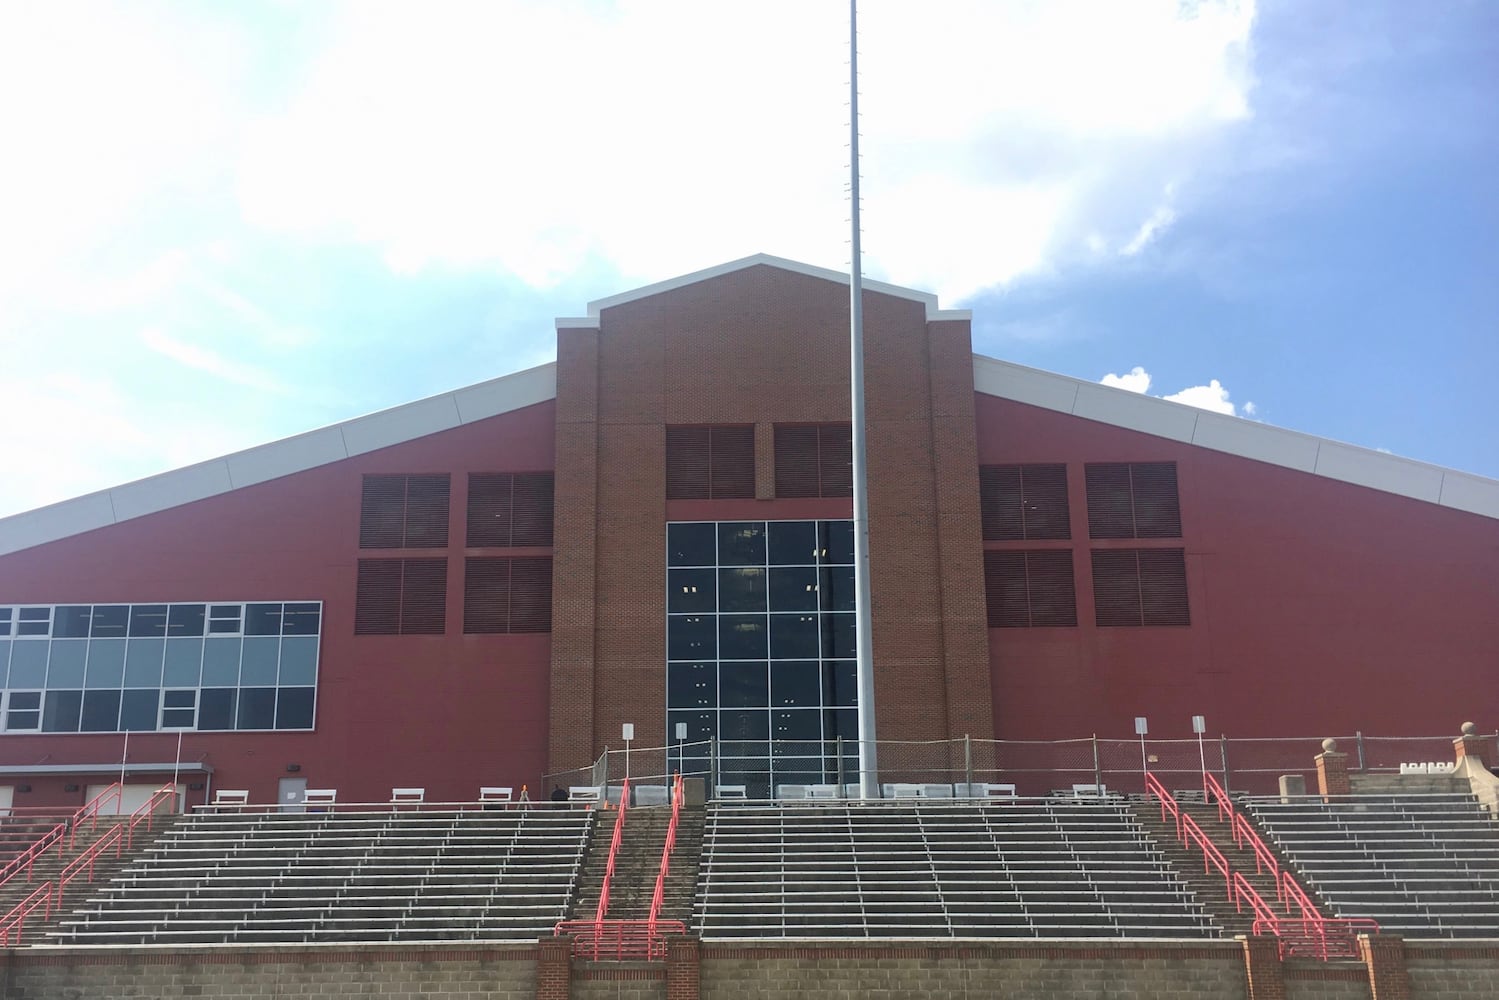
left=120, top=730, right=129, bottom=788
left=173, top=731, right=184, bottom=805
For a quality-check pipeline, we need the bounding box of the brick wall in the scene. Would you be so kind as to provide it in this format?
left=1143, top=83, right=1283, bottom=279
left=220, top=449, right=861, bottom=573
left=0, top=944, right=537, bottom=999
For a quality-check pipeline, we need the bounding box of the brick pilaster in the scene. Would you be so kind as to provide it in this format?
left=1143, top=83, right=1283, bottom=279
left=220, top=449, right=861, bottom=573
left=1360, top=934, right=1411, bottom=1000
left=666, top=935, right=700, bottom=1000
left=537, top=936, right=572, bottom=1000
left=1454, top=721, right=1497, bottom=770
left=1239, top=934, right=1286, bottom=1000
left=1315, top=739, right=1351, bottom=797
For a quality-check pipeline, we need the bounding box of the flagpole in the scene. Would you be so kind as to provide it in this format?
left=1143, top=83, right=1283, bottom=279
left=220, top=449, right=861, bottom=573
left=120, top=730, right=129, bottom=789
left=173, top=731, right=183, bottom=808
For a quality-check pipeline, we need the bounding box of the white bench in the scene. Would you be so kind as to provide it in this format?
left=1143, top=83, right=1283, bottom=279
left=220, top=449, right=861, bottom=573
left=211, top=789, right=249, bottom=809
left=568, top=786, right=602, bottom=804
left=955, top=782, right=1017, bottom=799
left=883, top=783, right=925, bottom=798
left=479, top=786, right=514, bottom=804
left=1399, top=762, right=1454, bottom=775
left=389, top=787, right=425, bottom=805
left=1071, top=783, right=1108, bottom=798
left=714, top=785, right=748, bottom=800
left=302, top=789, right=337, bottom=808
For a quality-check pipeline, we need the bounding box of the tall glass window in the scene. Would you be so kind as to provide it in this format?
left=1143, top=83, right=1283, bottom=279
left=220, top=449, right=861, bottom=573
left=667, top=521, right=858, bottom=798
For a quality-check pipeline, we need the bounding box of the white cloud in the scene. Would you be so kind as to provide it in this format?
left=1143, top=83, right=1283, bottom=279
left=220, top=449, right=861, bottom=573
left=1101, top=366, right=1255, bottom=417
left=140, top=328, right=288, bottom=395
left=1121, top=204, right=1179, bottom=256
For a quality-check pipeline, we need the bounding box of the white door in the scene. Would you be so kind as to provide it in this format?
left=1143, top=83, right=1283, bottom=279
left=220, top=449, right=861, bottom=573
left=278, top=778, right=308, bottom=813
left=84, top=783, right=182, bottom=815
left=0, top=786, right=12, bottom=817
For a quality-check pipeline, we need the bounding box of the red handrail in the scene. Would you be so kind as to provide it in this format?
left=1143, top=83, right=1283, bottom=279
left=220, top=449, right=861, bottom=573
left=0, top=881, right=54, bottom=946
left=125, top=786, right=177, bottom=850
left=594, top=779, right=630, bottom=926
left=0, top=822, right=67, bottom=892
left=648, top=773, right=684, bottom=927
left=55, top=824, right=122, bottom=906
left=69, top=782, right=122, bottom=847
left=554, top=918, right=686, bottom=960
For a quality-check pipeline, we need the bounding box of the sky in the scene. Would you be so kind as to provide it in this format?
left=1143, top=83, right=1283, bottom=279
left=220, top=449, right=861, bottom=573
left=0, top=0, right=1495, bottom=520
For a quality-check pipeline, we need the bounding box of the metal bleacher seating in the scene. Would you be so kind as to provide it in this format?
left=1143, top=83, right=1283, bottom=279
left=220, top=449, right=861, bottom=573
left=1244, top=792, right=1499, bottom=939
left=46, top=804, right=593, bottom=945
left=695, top=800, right=1216, bottom=939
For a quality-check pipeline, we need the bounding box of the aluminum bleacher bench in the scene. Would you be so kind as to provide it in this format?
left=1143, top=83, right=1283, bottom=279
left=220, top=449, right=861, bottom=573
left=714, top=785, right=748, bottom=800
left=568, top=786, right=602, bottom=804
left=301, top=789, right=337, bottom=808
left=212, top=789, right=249, bottom=809
left=389, top=787, right=425, bottom=805
left=479, top=786, right=514, bottom=804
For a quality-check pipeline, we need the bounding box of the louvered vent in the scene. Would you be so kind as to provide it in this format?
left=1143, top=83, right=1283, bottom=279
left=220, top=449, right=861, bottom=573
left=356, top=558, right=447, bottom=635
left=463, top=557, right=553, bottom=634
left=1092, top=548, right=1188, bottom=627
left=774, top=423, right=853, bottom=498
left=984, top=549, right=1077, bottom=628
left=468, top=472, right=555, bottom=547
left=509, top=557, right=553, bottom=632
left=667, top=426, right=754, bottom=499
left=980, top=464, right=1070, bottom=540
left=1086, top=462, right=1180, bottom=539
left=359, top=474, right=451, bottom=548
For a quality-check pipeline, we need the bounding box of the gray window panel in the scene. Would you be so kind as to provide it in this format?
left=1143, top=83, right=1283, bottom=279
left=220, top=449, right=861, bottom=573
left=718, top=615, right=767, bottom=660
left=767, top=566, right=819, bottom=612
left=84, top=639, right=126, bottom=688
left=719, top=661, right=768, bottom=708
left=6, top=691, right=40, bottom=730
left=162, top=638, right=204, bottom=687
left=208, top=605, right=242, bottom=635
left=770, top=660, right=821, bottom=707
left=769, top=614, right=819, bottom=659
left=201, top=638, right=242, bottom=687
left=17, top=608, right=51, bottom=636
left=120, top=689, right=159, bottom=731
left=667, top=662, right=716, bottom=709
left=819, top=566, right=856, bottom=612
left=161, top=689, right=196, bottom=728
left=823, top=661, right=858, bottom=707
left=818, top=520, right=854, bottom=565
left=666, top=616, right=715, bottom=661
left=47, top=640, right=87, bottom=688
left=167, top=604, right=206, bottom=637
left=821, top=613, right=857, bottom=659
left=767, top=521, right=818, bottom=566
left=53, top=606, right=92, bottom=638
left=236, top=687, right=276, bottom=730
left=0, top=607, right=10, bottom=636
left=0, top=639, right=8, bottom=686
left=8, top=642, right=47, bottom=687
left=123, top=639, right=165, bottom=688
left=667, top=523, right=716, bottom=567
left=667, top=569, right=716, bottom=614
left=277, top=637, right=318, bottom=686
left=720, top=708, right=769, bottom=741
left=90, top=605, right=129, bottom=638
left=128, top=605, right=167, bottom=638
left=42, top=690, right=82, bottom=732
left=245, top=603, right=282, bottom=636
left=80, top=690, right=122, bottom=731
left=275, top=687, right=315, bottom=730
left=717, top=522, right=766, bottom=567
left=667, top=710, right=716, bottom=743
left=198, top=689, right=236, bottom=731
left=824, top=708, right=859, bottom=740
left=239, top=637, right=280, bottom=686
left=773, top=760, right=827, bottom=786
left=772, top=708, right=823, bottom=742
left=282, top=603, right=320, bottom=636
left=717, top=568, right=767, bottom=613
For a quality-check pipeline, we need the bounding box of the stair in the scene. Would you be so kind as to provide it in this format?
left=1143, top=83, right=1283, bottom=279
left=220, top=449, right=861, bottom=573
left=569, top=805, right=705, bottom=924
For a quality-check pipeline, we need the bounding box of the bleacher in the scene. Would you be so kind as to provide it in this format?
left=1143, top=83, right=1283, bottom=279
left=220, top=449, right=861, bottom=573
left=694, top=800, right=1217, bottom=939
left=45, top=806, right=592, bottom=945
left=1243, top=792, right=1499, bottom=939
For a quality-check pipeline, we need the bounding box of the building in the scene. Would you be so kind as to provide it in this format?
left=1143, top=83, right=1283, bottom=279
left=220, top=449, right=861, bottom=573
left=0, top=255, right=1495, bottom=810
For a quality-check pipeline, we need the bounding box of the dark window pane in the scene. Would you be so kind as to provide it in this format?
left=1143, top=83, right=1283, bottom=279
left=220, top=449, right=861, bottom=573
left=236, top=687, right=276, bottom=730
left=80, top=690, right=122, bottom=732
left=17, top=607, right=50, bottom=636
left=90, top=605, right=129, bottom=638
left=821, top=613, right=857, bottom=658
left=163, top=689, right=196, bottom=709
left=85, top=639, right=126, bottom=688
left=667, top=662, right=716, bottom=709
left=0, top=639, right=7, bottom=686
left=667, top=615, right=715, bottom=661
left=244, top=604, right=282, bottom=636
left=53, top=606, right=92, bottom=638
left=167, top=604, right=206, bottom=637
left=720, top=709, right=769, bottom=741
left=667, top=710, right=715, bottom=742
left=46, top=640, right=87, bottom=688
left=718, top=615, right=767, bottom=659
left=818, top=566, right=856, bottom=612
left=770, top=661, right=821, bottom=707
left=275, top=687, right=315, bottom=730
left=717, top=568, right=767, bottom=613
left=128, top=604, right=168, bottom=638
left=824, top=707, right=859, bottom=740
left=208, top=605, right=242, bottom=634
left=120, top=689, right=159, bottom=731
left=198, top=689, right=237, bottom=731
left=823, top=661, right=858, bottom=707
left=770, top=614, right=819, bottom=659
left=772, top=708, right=822, bottom=742
left=123, top=638, right=165, bottom=687
left=719, top=662, right=768, bottom=708
left=717, top=522, right=766, bottom=567
left=42, top=690, right=82, bottom=732
left=161, top=707, right=195, bottom=729
left=6, top=691, right=41, bottom=731
left=768, top=566, right=819, bottom=612
left=667, top=568, right=716, bottom=614
left=667, top=523, right=716, bottom=567
left=819, top=521, right=854, bottom=565
left=767, top=521, right=818, bottom=565
left=281, top=603, right=320, bottom=636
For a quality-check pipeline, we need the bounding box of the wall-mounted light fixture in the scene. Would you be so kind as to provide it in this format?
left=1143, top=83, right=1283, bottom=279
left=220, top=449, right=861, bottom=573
left=64, top=784, right=80, bottom=793
left=188, top=782, right=205, bottom=791
left=286, top=763, right=302, bottom=773
left=15, top=785, right=31, bottom=793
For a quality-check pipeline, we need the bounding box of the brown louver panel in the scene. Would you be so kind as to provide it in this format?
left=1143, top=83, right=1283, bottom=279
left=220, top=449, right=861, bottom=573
left=666, top=426, right=712, bottom=500
left=1138, top=548, right=1190, bottom=625
left=508, top=556, right=553, bottom=632
left=1130, top=463, right=1182, bottom=538
left=1091, top=549, right=1144, bottom=626
left=402, top=475, right=451, bottom=548
left=979, top=466, right=1024, bottom=541
left=359, top=476, right=406, bottom=549
left=463, top=557, right=510, bottom=633
left=1085, top=464, right=1135, bottom=539
left=983, top=550, right=1029, bottom=628
left=774, top=425, right=821, bottom=498
left=511, top=472, right=556, bottom=546
left=817, top=424, right=854, bottom=498
left=708, top=426, right=756, bottom=499
left=354, top=559, right=403, bottom=634
left=399, top=558, right=447, bottom=634
left=1021, top=464, right=1071, bottom=540
left=467, top=473, right=514, bottom=547
left=1026, top=549, right=1078, bottom=626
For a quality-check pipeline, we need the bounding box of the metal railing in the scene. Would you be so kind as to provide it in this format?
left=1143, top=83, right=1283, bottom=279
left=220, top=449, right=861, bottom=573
left=553, top=918, right=686, bottom=961
left=648, top=773, right=684, bottom=928
left=594, top=777, right=630, bottom=926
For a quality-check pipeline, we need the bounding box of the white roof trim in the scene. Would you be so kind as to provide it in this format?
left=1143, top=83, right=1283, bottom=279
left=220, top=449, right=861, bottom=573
left=582, top=253, right=955, bottom=321
left=972, top=355, right=1499, bottom=521
left=0, top=362, right=558, bottom=557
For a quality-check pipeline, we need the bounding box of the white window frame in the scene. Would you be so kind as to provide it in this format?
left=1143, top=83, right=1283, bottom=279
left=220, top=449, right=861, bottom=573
left=13, top=606, right=52, bottom=638
left=207, top=603, right=244, bottom=636
left=159, top=688, right=198, bottom=731
left=3, top=690, right=43, bottom=732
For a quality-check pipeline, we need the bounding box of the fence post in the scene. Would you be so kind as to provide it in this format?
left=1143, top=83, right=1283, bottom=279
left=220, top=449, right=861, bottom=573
left=1092, top=735, right=1102, bottom=791
left=709, top=738, right=718, bottom=796
left=1355, top=731, right=1365, bottom=772
left=963, top=734, right=973, bottom=791
left=1221, top=736, right=1231, bottom=795
left=836, top=737, right=846, bottom=797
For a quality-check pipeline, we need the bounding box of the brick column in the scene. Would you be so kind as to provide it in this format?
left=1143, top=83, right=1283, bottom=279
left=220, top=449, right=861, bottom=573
left=1315, top=738, right=1351, bottom=797
left=537, top=936, right=572, bottom=1000
left=1239, top=935, right=1286, bottom=1000
left=1359, top=934, right=1411, bottom=1000
left=1454, top=721, right=1497, bottom=770
left=666, top=936, right=701, bottom=1000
